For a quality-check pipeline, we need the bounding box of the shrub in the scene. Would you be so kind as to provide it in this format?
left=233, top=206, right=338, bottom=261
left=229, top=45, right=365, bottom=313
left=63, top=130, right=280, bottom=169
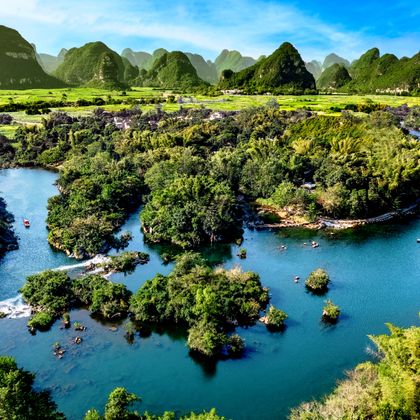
left=266, top=305, right=288, bottom=330
left=20, top=270, right=72, bottom=315
left=103, top=251, right=149, bottom=273
left=238, top=248, right=247, bottom=259
left=322, top=300, right=340, bottom=322
left=305, top=269, right=330, bottom=293
left=226, top=334, right=245, bottom=357
left=28, top=312, right=54, bottom=331
left=187, top=320, right=226, bottom=358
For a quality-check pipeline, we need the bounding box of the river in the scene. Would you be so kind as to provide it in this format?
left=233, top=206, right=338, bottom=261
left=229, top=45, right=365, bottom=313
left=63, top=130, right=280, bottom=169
left=0, top=168, right=419, bottom=419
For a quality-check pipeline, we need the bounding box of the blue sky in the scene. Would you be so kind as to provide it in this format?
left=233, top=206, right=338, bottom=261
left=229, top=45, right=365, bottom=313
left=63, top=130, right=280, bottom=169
left=1, top=0, right=419, bottom=62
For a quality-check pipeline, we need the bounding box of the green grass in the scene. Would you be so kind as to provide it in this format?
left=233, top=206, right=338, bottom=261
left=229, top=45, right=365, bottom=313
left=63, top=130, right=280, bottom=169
left=0, top=125, right=18, bottom=137
left=0, top=88, right=418, bottom=129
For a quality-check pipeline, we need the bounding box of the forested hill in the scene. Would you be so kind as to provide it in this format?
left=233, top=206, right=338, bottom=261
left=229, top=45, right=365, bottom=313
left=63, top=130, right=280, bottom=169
left=53, top=42, right=138, bottom=89
left=218, top=42, right=316, bottom=94
left=135, top=51, right=209, bottom=89
left=317, top=48, right=420, bottom=94
left=0, top=25, right=65, bottom=89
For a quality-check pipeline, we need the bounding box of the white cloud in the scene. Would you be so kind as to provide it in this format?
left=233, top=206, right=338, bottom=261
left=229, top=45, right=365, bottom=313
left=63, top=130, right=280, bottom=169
left=0, top=0, right=418, bottom=61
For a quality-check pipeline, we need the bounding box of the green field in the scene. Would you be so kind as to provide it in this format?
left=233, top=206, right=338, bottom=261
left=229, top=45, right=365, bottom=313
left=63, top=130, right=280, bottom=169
left=0, top=87, right=419, bottom=131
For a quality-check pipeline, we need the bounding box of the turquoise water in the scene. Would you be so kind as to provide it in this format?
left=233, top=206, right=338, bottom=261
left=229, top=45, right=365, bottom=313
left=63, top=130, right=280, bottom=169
left=0, top=168, right=419, bottom=420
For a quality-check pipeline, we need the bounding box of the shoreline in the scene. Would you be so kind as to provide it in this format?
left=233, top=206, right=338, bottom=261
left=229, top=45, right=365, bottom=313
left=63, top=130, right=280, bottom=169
left=253, top=200, right=420, bottom=231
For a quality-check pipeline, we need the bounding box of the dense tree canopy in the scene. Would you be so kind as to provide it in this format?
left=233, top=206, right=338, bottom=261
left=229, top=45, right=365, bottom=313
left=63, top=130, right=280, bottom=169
left=0, top=356, right=65, bottom=419
left=2, top=105, right=419, bottom=254
left=130, top=253, right=269, bottom=357
left=141, top=175, right=237, bottom=247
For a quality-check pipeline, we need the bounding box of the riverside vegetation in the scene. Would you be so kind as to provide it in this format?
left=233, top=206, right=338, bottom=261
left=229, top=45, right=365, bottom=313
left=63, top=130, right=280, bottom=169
left=291, top=324, right=420, bottom=419
left=20, top=252, right=270, bottom=359
left=0, top=324, right=418, bottom=419
left=0, top=197, right=18, bottom=256
left=0, top=104, right=418, bottom=256
left=0, top=356, right=223, bottom=419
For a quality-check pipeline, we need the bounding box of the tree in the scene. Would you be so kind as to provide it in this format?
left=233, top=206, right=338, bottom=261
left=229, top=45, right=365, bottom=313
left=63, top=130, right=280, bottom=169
left=322, top=300, right=340, bottom=323
left=305, top=269, right=330, bottom=294
left=0, top=356, right=65, bottom=419
left=104, top=387, right=140, bottom=420
left=141, top=176, right=237, bottom=247
left=266, top=305, right=288, bottom=330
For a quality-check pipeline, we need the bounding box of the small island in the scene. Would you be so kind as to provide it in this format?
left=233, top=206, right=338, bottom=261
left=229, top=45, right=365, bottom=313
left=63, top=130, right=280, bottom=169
left=305, top=268, right=330, bottom=294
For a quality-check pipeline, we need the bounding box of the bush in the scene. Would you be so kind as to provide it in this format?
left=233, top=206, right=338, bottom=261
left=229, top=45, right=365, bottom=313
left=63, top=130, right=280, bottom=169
left=322, top=300, right=340, bottom=322
left=238, top=248, right=247, bottom=259
left=226, top=334, right=245, bottom=357
left=187, top=320, right=226, bottom=358
left=20, top=270, right=72, bottom=315
left=130, top=255, right=269, bottom=358
left=290, top=324, right=420, bottom=419
left=305, top=269, right=330, bottom=293
left=28, top=312, right=54, bottom=331
left=0, top=356, right=65, bottom=418
left=266, top=305, right=288, bottom=330
left=103, top=251, right=149, bottom=273
left=72, top=275, right=132, bottom=319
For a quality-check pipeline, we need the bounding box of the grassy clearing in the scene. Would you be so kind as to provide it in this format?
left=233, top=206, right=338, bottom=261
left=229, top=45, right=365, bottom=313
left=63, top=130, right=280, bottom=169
left=1, top=88, right=418, bottom=127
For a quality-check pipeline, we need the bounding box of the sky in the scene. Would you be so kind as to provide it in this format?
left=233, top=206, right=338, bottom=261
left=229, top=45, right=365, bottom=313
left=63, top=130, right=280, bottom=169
left=0, top=0, right=419, bottom=62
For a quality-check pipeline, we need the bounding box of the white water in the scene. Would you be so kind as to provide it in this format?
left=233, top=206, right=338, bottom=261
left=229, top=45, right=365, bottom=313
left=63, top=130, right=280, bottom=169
left=52, top=254, right=110, bottom=272
left=0, top=294, right=31, bottom=319
left=0, top=255, right=112, bottom=319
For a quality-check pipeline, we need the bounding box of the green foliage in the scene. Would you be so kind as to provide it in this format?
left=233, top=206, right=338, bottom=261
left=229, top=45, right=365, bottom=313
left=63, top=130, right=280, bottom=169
left=305, top=269, right=330, bottom=293
left=136, top=51, right=209, bottom=90
left=322, top=300, right=340, bottom=322
left=72, top=274, right=132, bottom=319
left=141, top=175, right=237, bottom=248
left=226, top=334, right=245, bottom=357
left=27, top=311, right=55, bottom=331
left=54, top=42, right=128, bottom=89
left=102, top=251, right=150, bottom=273
left=290, top=324, right=420, bottom=419
left=85, top=387, right=224, bottom=420
left=20, top=268, right=132, bottom=325
left=130, top=255, right=268, bottom=357
left=103, top=387, right=140, bottom=420
left=5, top=105, right=420, bottom=257
left=20, top=270, right=72, bottom=315
left=0, top=356, right=65, bottom=419
left=187, top=319, right=226, bottom=357
left=258, top=181, right=315, bottom=219
left=345, top=49, right=420, bottom=94
left=317, top=64, right=352, bottom=91
left=219, top=42, right=316, bottom=94
left=405, top=106, right=420, bottom=130
left=266, top=305, right=288, bottom=329
left=0, top=197, right=17, bottom=256
left=46, top=152, right=143, bottom=257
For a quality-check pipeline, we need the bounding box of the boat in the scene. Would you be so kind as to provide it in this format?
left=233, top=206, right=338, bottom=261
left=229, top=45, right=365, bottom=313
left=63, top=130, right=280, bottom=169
left=23, top=219, right=30, bottom=228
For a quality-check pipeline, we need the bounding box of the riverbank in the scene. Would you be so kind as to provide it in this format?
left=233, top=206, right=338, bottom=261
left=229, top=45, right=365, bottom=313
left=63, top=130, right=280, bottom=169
left=254, top=200, right=420, bottom=231
left=0, top=197, right=18, bottom=256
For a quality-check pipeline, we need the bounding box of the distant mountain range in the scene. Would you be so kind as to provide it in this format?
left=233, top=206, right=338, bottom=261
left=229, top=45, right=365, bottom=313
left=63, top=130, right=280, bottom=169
left=315, top=48, right=420, bottom=94
left=1, top=25, right=418, bottom=94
